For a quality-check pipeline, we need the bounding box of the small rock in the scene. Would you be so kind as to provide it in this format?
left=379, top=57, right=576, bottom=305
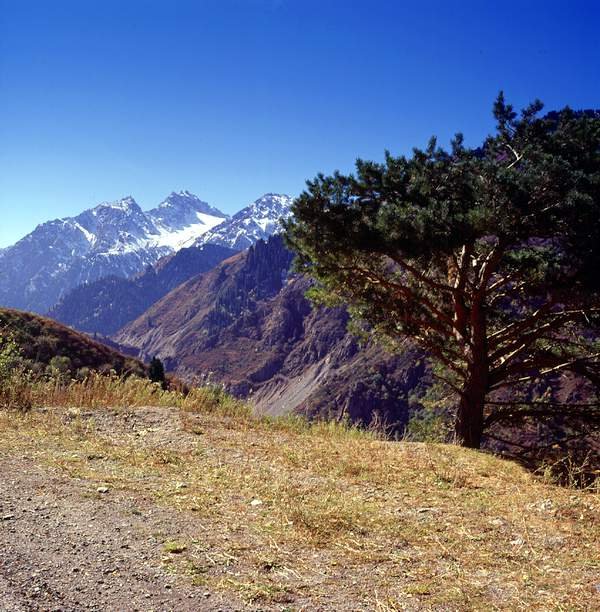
left=1, top=514, right=15, bottom=521
left=546, top=535, right=565, bottom=548
left=203, top=592, right=211, bottom=598
left=250, top=499, right=263, bottom=507
left=96, top=486, right=109, bottom=494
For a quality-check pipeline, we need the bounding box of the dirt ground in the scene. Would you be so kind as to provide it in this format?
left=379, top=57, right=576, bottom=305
left=1, top=404, right=599, bottom=611
left=0, top=453, right=247, bottom=611
left=0, top=406, right=374, bottom=611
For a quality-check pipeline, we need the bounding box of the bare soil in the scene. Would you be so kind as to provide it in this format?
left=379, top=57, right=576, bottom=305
left=1, top=404, right=599, bottom=611
left=0, top=454, right=242, bottom=611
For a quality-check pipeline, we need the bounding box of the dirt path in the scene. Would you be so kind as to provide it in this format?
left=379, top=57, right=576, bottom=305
left=0, top=455, right=244, bottom=611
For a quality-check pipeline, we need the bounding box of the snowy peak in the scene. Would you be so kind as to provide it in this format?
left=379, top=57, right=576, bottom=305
left=245, top=193, right=292, bottom=216
left=195, top=193, right=293, bottom=251
left=93, top=195, right=141, bottom=213
left=150, top=191, right=227, bottom=225
left=0, top=191, right=229, bottom=313
left=147, top=191, right=228, bottom=250
left=74, top=196, right=157, bottom=250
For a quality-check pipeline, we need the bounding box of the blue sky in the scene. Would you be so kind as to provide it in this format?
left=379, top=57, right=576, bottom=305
left=0, top=0, right=598, bottom=247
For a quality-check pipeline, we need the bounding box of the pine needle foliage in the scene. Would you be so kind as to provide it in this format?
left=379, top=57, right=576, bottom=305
left=285, top=95, right=600, bottom=448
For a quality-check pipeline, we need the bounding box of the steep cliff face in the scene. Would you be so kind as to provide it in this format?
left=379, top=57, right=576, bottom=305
left=116, top=236, right=429, bottom=429
left=115, top=237, right=294, bottom=367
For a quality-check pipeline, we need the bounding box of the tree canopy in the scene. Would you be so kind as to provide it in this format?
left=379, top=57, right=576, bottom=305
left=284, top=95, right=600, bottom=448
left=149, top=356, right=167, bottom=390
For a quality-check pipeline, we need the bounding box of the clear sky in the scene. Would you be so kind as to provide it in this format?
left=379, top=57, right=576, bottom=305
left=0, top=0, right=598, bottom=247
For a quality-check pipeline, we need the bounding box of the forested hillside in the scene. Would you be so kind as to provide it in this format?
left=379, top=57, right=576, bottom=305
left=49, top=244, right=237, bottom=335
left=0, top=308, right=145, bottom=377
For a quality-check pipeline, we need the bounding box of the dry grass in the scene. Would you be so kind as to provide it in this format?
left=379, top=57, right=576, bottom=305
left=24, top=371, right=249, bottom=414
left=0, top=377, right=599, bottom=609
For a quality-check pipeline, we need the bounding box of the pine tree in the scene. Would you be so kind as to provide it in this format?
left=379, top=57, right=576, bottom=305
left=284, top=95, right=600, bottom=448
left=149, top=356, right=167, bottom=390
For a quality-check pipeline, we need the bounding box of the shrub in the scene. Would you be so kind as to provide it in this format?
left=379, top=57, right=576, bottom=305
left=404, top=383, right=453, bottom=442
left=46, top=355, right=73, bottom=379
left=149, top=356, right=167, bottom=390
left=0, top=368, right=34, bottom=411
left=0, top=334, right=19, bottom=380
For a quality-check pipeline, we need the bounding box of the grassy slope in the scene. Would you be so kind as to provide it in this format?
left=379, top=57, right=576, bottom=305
left=0, top=390, right=598, bottom=609
left=0, top=307, right=146, bottom=375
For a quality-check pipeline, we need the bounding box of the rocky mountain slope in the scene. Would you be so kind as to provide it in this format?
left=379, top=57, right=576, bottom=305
left=0, top=308, right=145, bottom=376
left=194, top=194, right=293, bottom=251
left=49, top=243, right=237, bottom=336
left=116, top=236, right=429, bottom=428
left=0, top=191, right=227, bottom=313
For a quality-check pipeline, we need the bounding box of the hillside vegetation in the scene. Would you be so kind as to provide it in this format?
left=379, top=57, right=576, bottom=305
left=0, top=377, right=598, bottom=609
left=0, top=308, right=146, bottom=376
left=49, top=244, right=237, bottom=336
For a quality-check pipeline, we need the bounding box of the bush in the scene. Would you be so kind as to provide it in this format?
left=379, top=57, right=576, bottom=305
left=149, top=356, right=167, bottom=390
left=0, top=334, right=19, bottom=380
left=0, top=368, right=33, bottom=411
left=46, top=355, right=72, bottom=379
left=404, top=407, right=452, bottom=442
left=404, top=383, right=453, bottom=442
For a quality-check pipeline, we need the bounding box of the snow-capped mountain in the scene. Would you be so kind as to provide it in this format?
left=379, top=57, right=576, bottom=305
left=0, top=192, right=227, bottom=313
left=194, top=194, right=293, bottom=251
left=147, top=191, right=226, bottom=249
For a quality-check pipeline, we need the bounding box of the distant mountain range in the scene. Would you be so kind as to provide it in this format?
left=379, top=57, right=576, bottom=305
left=115, top=235, right=430, bottom=426
left=0, top=192, right=292, bottom=314
left=49, top=243, right=238, bottom=336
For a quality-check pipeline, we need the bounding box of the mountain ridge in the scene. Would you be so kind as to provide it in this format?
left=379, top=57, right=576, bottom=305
left=0, top=191, right=292, bottom=314
left=49, top=243, right=238, bottom=335
left=115, top=235, right=429, bottom=428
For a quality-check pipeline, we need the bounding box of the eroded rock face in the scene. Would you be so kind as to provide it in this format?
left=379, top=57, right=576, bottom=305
left=116, top=235, right=430, bottom=430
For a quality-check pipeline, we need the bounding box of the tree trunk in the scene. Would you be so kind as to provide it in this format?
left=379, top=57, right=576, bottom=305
left=455, top=305, right=488, bottom=449
left=455, top=377, right=487, bottom=448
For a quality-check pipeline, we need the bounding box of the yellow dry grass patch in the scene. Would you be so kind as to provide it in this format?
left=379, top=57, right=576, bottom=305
left=0, top=391, right=599, bottom=610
